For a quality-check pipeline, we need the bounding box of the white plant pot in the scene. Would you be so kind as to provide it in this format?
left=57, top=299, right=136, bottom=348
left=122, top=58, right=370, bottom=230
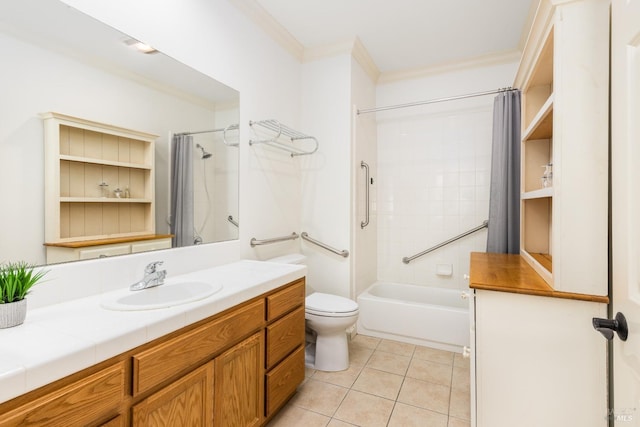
left=0, top=298, right=27, bottom=328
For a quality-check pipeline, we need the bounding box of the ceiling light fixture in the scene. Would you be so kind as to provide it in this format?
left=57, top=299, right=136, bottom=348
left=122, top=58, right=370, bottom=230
left=124, top=38, right=158, bottom=54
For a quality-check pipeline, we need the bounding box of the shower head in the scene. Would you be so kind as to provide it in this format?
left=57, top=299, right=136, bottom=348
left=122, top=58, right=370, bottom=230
left=196, top=143, right=212, bottom=159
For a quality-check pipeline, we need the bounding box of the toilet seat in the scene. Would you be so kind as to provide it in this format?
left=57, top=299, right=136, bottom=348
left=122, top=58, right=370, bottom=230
left=306, top=292, right=359, bottom=317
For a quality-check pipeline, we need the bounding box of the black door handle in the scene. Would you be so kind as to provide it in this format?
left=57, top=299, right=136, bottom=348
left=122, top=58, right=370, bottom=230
left=593, top=312, right=628, bottom=341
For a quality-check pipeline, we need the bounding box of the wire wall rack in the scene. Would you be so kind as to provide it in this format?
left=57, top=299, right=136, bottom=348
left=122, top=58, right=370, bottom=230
left=249, top=119, right=318, bottom=157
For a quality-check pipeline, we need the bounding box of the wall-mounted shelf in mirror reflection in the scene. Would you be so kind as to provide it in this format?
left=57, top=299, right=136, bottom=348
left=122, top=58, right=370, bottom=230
left=43, top=112, right=159, bottom=264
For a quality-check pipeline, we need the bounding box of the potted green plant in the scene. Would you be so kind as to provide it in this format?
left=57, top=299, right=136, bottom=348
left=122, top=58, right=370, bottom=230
left=0, top=262, right=48, bottom=328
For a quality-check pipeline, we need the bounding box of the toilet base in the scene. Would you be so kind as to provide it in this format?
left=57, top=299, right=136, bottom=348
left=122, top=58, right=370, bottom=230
left=305, top=331, right=350, bottom=372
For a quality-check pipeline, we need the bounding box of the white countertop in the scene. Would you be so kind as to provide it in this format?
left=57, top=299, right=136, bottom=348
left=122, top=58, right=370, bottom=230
left=0, top=260, right=306, bottom=404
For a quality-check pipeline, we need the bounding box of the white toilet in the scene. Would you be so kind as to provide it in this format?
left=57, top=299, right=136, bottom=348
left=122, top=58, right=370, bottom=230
left=267, top=254, right=359, bottom=372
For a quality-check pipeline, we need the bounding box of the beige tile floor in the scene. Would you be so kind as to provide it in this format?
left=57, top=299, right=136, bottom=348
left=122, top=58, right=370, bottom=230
left=267, top=335, right=471, bottom=427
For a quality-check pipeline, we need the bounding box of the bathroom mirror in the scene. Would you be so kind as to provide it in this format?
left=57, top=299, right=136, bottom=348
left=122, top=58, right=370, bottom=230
left=0, top=0, right=240, bottom=266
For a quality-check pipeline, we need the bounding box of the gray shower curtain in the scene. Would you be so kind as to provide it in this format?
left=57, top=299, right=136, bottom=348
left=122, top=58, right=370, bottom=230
left=486, top=90, right=521, bottom=254
left=170, top=134, right=195, bottom=247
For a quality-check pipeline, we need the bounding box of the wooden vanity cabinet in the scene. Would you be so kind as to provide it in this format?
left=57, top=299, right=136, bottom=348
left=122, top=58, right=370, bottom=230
left=0, top=278, right=306, bottom=427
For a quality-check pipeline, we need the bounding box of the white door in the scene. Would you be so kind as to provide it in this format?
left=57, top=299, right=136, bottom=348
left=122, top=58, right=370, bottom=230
left=611, top=0, right=640, bottom=425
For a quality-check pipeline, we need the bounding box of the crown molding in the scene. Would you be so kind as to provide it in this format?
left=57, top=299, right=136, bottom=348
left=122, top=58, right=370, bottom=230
left=302, top=37, right=380, bottom=83
left=518, top=0, right=541, bottom=51
left=228, top=0, right=304, bottom=61
left=513, top=0, right=555, bottom=88
left=378, top=49, right=522, bottom=84
left=302, top=40, right=354, bottom=62
left=351, top=37, right=380, bottom=83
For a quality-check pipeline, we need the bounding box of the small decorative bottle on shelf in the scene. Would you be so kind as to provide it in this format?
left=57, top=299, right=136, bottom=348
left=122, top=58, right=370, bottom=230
left=99, top=182, right=109, bottom=198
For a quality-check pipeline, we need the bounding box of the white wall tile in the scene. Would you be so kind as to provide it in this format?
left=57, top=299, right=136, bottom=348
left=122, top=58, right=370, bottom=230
left=374, top=61, right=518, bottom=289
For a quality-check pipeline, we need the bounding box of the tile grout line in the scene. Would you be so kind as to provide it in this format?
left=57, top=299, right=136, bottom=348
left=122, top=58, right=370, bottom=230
left=275, top=338, right=469, bottom=427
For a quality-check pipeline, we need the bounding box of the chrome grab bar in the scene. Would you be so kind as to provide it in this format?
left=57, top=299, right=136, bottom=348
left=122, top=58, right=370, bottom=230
left=402, top=220, right=489, bottom=264
left=301, top=232, right=349, bottom=258
left=250, top=232, right=299, bottom=247
left=361, top=161, right=370, bottom=229
left=227, top=215, right=239, bottom=227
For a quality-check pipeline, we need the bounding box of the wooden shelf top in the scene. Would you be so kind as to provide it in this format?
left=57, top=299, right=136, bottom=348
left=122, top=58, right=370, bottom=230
left=44, top=234, right=173, bottom=248
left=469, top=252, right=608, bottom=303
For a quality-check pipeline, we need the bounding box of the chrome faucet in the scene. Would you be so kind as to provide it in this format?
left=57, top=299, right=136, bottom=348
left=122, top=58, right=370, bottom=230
left=130, top=261, right=167, bottom=291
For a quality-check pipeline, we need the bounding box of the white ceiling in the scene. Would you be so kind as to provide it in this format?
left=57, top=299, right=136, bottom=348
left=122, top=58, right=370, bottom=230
left=253, top=0, right=537, bottom=74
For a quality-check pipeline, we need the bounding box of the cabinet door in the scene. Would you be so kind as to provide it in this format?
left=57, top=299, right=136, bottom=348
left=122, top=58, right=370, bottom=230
left=132, top=362, right=214, bottom=427
left=213, top=332, right=264, bottom=427
left=475, top=291, right=607, bottom=427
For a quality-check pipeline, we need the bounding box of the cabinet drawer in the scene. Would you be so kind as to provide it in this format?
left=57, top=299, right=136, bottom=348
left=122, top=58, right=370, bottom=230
left=2, top=361, right=126, bottom=427
left=133, top=299, right=265, bottom=395
left=265, top=345, right=305, bottom=417
left=79, top=244, right=130, bottom=260
left=266, top=306, right=305, bottom=369
left=266, top=279, right=305, bottom=321
left=131, top=238, right=172, bottom=253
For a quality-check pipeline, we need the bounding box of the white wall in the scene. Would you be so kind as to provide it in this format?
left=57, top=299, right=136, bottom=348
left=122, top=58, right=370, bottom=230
left=22, top=0, right=305, bottom=309
left=299, top=54, right=352, bottom=298
left=11, top=0, right=521, bottom=310
left=352, top=58, right=378, bottom=298
left=57, top=0, right=304, bottom=261
left=375, top=62, right=518, bottom=290
left=0, top=31, right=215, bottom=265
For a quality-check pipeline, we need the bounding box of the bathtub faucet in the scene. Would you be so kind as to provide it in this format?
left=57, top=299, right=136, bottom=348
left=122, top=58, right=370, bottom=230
left=130, top=261, right=167, bottom=291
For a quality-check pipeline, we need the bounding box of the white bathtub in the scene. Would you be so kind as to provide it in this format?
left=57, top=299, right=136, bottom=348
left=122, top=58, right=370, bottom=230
left=356, top=282, right=470, bottom=353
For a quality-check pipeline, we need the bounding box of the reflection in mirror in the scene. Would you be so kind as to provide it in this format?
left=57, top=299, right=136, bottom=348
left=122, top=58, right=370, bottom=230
left=170, top=124, right=239, bottom=248
left=0, top=0, right=239, bottom=266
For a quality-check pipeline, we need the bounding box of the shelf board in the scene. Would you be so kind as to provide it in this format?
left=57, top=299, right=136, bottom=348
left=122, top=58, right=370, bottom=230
left=60, top=197, right=152, bottom=203
left=60, top=155, right=152, bottom=170
left=523, top=93, right=553, bottom=141
left=522, top=188, right=553, bottom=199
left=44, top=234, right=173, bottom=248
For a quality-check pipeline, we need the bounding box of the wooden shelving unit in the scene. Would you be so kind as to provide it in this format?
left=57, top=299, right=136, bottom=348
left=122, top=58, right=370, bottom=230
left=520, top=25, right=554, bottom=284
left=42, top=112, right=169, bottom=263
left=516, top=0, right=609, bottom=296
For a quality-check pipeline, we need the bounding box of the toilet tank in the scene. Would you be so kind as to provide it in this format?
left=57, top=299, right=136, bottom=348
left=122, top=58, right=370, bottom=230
left=266, top=254, right=315, bottom=296
left=266, top=254, right=307, bottom=265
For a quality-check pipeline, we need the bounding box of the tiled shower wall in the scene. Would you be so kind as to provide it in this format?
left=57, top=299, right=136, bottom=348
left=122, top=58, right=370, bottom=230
left=376, top=105, right=493, bottom=290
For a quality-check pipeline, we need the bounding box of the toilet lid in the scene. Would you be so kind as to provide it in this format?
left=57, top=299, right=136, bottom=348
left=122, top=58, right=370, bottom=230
left=306, top=292, right=358, bottom=314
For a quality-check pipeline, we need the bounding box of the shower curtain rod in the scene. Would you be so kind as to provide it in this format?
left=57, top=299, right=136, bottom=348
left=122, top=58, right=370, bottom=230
left=357, top=87, right=513, bottom=115
left=175, top=123, right=239, bottom=136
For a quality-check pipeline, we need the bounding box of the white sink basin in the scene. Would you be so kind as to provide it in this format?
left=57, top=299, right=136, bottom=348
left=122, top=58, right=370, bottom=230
left=101, top=281, right=223, bottom=311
